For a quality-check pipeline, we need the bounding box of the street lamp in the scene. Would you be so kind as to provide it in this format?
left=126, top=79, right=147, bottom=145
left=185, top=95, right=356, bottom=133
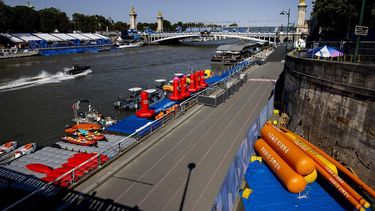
left=280, top=8, right=290, bottom=52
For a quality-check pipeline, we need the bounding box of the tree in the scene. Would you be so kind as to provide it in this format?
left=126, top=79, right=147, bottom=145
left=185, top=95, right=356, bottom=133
left=0, top=1, right=14, bottom=32
left=229, top=23, right=238, bottom=27
left=12, top=6, right=40, bottom=32
left=163, top=19, right=172, bottom=32
left=310, top=0, right=375, bottom=40
left=112, top=21, right=127, bottom=31
left=39, top=8, right=70, bottom=32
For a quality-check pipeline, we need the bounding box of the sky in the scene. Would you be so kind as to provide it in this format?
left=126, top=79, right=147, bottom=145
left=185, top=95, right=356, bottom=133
left=3, top=0, right=314, bottom=27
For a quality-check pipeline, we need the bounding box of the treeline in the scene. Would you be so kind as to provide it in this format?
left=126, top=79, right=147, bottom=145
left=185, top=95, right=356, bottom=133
left=0, top=2, right=224, bottom=33
left=0, top=2, right=128, bottom=33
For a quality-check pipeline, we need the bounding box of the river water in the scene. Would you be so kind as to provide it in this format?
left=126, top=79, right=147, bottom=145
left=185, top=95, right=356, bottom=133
left=0, top=45, right=220, bottom=146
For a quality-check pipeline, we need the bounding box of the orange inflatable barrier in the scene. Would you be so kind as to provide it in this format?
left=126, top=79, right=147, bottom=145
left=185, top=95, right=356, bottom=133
left=280, top=126, right=375, bottom=200
left=254, top=139, right=306, bottom=193
left=260, top=123, right=315, bottom=176
left=287, top=133, right=369, bottom=209
left=285, top=132, right=338, bottom=175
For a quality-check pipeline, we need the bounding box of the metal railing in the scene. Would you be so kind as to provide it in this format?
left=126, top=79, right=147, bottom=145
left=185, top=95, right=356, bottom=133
left=4, top=57, right=255, bottom=210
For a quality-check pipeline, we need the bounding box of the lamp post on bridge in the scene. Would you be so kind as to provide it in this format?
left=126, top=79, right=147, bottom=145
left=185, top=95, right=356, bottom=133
left=280, top=8, right=290, bottom=52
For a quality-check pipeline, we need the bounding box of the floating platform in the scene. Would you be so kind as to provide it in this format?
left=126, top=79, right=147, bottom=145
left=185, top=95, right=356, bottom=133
left=242, top=161, right=352, bottom=210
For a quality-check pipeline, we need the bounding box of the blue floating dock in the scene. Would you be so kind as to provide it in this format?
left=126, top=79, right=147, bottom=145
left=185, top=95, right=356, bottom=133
left=242, top=161, right=352, bottom=210
left=106, top=60, right=251, bottom=136
left=106, top=99, right=177, bottom=135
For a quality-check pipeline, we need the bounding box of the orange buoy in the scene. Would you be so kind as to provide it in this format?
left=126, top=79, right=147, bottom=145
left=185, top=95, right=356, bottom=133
left=255, top=139, right=306, bottom=193
left=260, top=123, right=315, bottom=176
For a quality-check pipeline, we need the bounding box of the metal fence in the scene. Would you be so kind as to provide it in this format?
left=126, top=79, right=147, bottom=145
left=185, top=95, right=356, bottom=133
left=4, top=57, right=255, bottom=210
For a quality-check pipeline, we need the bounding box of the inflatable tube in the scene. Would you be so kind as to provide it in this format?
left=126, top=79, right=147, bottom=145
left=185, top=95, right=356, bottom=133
left=260, top=123, right=315, bottom=176
left=280, top=126, right=375, bottom=199
left=254, top=139, right=306, bottom=193
left=281, top=128, right=370, bottom=209
left=315, top=162, right=365, bottom=210
left=284, top=132, right=338, bottom=175
left=304, top=169, right=317, bottom=184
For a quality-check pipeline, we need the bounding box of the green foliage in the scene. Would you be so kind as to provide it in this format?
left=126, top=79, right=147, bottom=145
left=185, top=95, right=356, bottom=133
left=311, top=0, right=375, bottom=40
left=39, top=8, right=70, bottom=32
left=0, top=1, right=227, bottom=33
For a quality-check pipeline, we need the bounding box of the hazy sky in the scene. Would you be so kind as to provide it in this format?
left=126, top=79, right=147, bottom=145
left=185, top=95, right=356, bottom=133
left=4, top=0, right=313, bottom=27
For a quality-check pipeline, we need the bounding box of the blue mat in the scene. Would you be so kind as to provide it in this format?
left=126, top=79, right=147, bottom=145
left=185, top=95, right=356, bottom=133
left=242, top=161, right=349, bottom=211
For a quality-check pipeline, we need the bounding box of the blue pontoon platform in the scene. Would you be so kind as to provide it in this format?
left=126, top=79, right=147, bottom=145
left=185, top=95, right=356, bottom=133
left=242, top=161, right=353, bottom=210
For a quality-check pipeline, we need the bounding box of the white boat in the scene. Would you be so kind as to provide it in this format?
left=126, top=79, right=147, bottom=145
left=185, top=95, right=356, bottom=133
left=117, top=42, right=144, bottom=49
left=0, top=48, right=39, bottom=59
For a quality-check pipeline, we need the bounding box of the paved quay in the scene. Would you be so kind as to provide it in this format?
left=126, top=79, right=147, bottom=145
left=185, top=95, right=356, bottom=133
left=69, top=59, right=284, bottom=210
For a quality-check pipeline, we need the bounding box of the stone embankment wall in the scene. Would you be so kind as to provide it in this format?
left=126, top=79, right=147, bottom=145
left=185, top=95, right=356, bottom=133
left=282, top=55, right=375, bottom=188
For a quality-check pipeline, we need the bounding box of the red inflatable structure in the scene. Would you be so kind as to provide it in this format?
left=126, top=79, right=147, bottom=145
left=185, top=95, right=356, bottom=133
left=195, top=72, right=202, bottom=90
left=199, top=70, right=208, bottom=88
left=188, top=73, right=198, bottom=92
left=169, top=79, right=184, bottom=101
left=136, top=91, right=155, bottom=118
left=180, top=76, right=190, bottom=98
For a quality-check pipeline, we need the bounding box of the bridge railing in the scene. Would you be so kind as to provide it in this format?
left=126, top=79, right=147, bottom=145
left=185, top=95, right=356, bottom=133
left=4, top=58, right=254, bottom=210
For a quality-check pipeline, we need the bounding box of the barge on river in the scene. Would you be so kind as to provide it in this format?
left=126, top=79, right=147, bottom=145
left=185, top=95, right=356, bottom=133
left=0, top=33, right=112, bottom=57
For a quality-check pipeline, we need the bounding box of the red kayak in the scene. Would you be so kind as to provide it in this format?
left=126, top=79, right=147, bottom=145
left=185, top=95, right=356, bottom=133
left=64, top=123, right=102, bottom=134
left=61, top=136, right=97, bottom=146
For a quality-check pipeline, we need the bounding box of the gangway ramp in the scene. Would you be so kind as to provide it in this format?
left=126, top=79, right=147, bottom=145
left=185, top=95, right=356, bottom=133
left=74, top=62, right=284, bottom=210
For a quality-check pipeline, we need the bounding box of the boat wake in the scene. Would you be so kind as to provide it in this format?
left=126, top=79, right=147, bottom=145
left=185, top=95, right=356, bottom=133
left=0, top=68, right=92, bottom=92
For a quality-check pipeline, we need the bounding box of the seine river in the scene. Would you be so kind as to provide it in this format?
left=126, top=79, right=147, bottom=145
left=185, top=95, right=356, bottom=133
left=0, top=45, right=220, bottom=146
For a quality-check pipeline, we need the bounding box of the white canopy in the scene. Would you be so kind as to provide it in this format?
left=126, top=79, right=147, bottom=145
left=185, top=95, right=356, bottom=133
left=12, top=33, right=43, bottom=42
left=0, top=33, right=24, bottom=43
left=34, top=33, right=62, bottom=42
left=81, top=33, right=101, bottom=40
left=51, top=33, right=77, bottom=41
left=67, top=33, right=91, bottom=41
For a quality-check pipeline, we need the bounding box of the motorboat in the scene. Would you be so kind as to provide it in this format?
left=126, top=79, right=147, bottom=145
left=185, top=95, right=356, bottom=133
left=113, top=87, right=142, bottom=111
left=0, top=141, right=17, bottom=156
left=14, top=143, right=37, bottom=158
left=113, top=84, right=166, bottom=111
left=117, top=41, right=144, bottom=49
left=66, top=65, right=90, bottom=75
left=71, top=100, right=116, bottom=127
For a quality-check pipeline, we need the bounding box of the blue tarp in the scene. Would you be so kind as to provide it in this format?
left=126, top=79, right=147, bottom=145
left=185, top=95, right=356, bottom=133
left=105, top=115, right=152, bottom=135
left=242, top=161, right=350, bottom=211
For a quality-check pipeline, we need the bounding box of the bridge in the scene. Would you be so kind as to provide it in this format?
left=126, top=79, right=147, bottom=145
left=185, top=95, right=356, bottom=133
left=142, top=32, right=279, bottom=44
